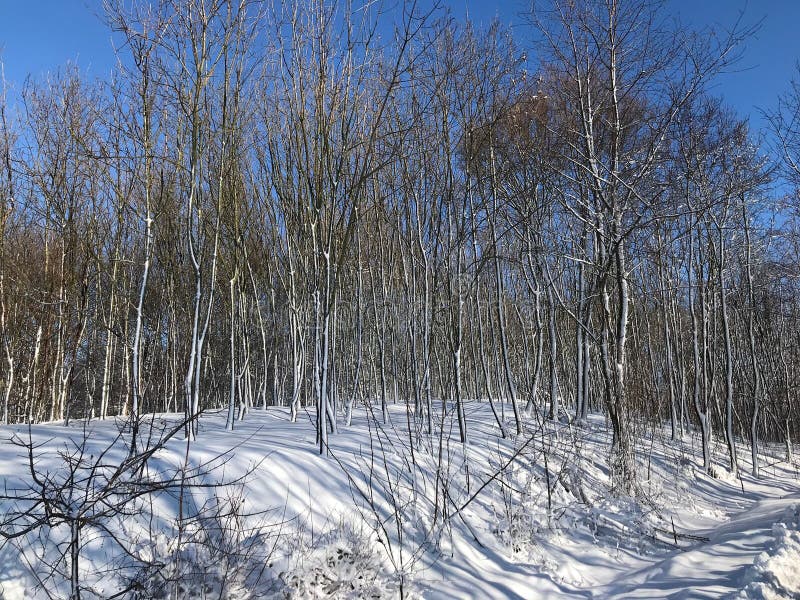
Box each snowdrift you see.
[0,403,798,599]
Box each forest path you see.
[595,493,800,599]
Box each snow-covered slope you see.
[0,403,798,599]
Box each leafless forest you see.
[1,0,800,498]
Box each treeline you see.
[0,0,798,492]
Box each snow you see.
[599,498,800,599]
[736,504,800,600]
[0,403,798,599]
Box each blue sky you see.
[0,0,798,131]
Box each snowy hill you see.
[1,404,798,599]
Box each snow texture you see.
[735,504,800,600]
[0,403,798,599]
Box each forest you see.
[1,0,800,597]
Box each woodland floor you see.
[0,402,798,599]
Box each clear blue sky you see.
[1,0,799,131]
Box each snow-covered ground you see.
[0,402,798,599]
